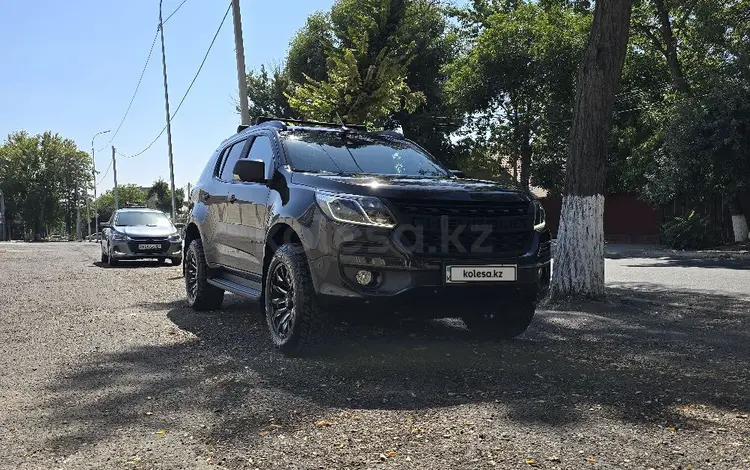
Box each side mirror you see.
[100,223,111,229]
[449,169,465,178]
[174,223,185,229]
[233,159,266,183]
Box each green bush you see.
[661,211,717,250]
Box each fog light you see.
[356,269,374,286]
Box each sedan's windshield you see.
[115,211,172,227]
[281,130,449,177]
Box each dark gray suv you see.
[182,117,551,355]
[100,207,183,266]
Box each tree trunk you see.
[653,0,690,94]
[519,123,532,189]
[727,194,749,242]
[550,0,633,299]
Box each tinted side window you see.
[245,136,275,179]
[219,140,247,181]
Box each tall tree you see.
[0,131,91,240]
[243,64,296,123]
[286,0,426,126]
[446,1,590,190]
[94,184,146,224]
[146,178,185,216]
[550,0,633,298]
[651,82,750,241]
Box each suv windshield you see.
[281,130,449,177]
[115,211,172,227]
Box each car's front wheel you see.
[462,301,535,339]
[101,250,108,264]
[185,239,224,310]
[107,245,119,266]
[264,244,324,356]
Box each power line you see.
[96,0,191,153]
[163,0,189,24]
[98,30,160,152]
[96,159,113,185]
[118,2,232,159]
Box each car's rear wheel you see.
[185,239,224,310]
[264,244,324,356]
[462,301,535,339]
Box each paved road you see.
[607,257,750,299]
[1,243,748,469]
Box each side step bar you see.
[207,277,261,301]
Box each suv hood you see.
[291,173,531,202]
[114,225,175,238]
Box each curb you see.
[551,241,750,261]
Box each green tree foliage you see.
[245,0,459,162]
[146,178,185,216]
[287,0,426,127]
[286,12,333,84]
[645,82,750,211]
[243,64,296,123]
[446,1,590,191]
[0,131,91,240]
[94,184,146,224]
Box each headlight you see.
[533,200,546,231]
[168,232,182,242]
[315,191,397,228]
[112,231,129,241]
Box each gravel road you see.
[1,242,749,469]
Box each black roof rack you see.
[255,116,369,132]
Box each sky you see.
[0,0,334,197]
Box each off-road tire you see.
[185,239,224,310]
[462,301,535,339]
[264,243,326,356]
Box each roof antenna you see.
[335,112,350,133]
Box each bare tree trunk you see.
[727,194,749,242]
[550,0,633,299]
[519,123,532,189]
[653,0,690,94]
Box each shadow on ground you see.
[622,258,750,270]
[92,260,177,269]
[44,284,750,454]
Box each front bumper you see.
[111,240,183,259]
[304,218,551,315]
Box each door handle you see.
[228,194,237,204]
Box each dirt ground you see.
[1,242,748,469]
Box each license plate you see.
[138,244,161,250]
[445,265,517,283]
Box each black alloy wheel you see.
[269,262,295,340]
[184,239,224,310]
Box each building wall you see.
[541,192,662,244]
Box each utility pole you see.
[232,0,250,126]
[91,129,110,232]
[0,187,5,242]
[76,197,81,241]
[112,146,119,210]
[86,196,91,238]
[158,0,178,223]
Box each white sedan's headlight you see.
[533,200,546,231]
[112,231,129,241]
[315,191,397,228]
